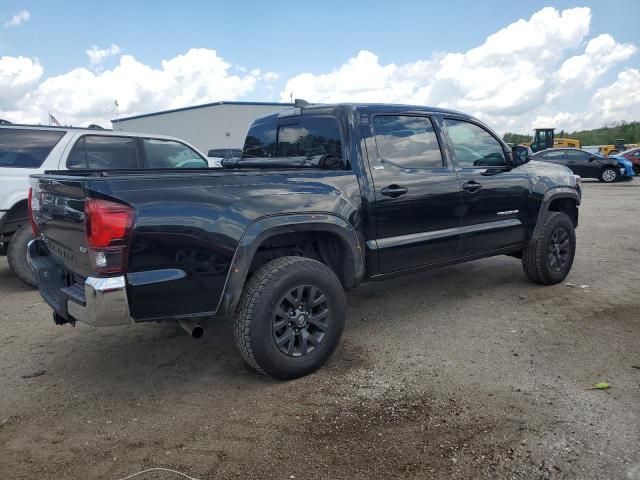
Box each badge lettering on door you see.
[497,210,519,215]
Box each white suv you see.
[0,125,212,286]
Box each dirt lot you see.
[1,180,639,480]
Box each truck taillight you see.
[28,188,40,236]
[84,198,133,274]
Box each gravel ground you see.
[1,180,639,480]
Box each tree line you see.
[503,121,640,146]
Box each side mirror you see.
[511,145,530,166]
[589,156,596,161]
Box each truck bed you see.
[31,166,362,321]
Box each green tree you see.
[504,122,640,147]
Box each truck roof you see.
[252,102,468,124]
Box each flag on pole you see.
[49,113,61,126]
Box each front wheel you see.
[522,212,576,285]
[7,224,35,287]
[599,167,619,183]
[233,256,346,379]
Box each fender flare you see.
[530,187,580,244]
[0,198,29,235]
[217,213,365,315]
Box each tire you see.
[599,167,619,183]
[7,224,36,287]
[522,212,576,285]
[233,256,346,379]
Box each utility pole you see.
[114,100,119,130]
[289,92,293,104]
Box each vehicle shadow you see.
[31,255,526,400]
[0,262,36,294]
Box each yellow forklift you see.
[528,128,581,153]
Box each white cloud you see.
[532,68,640,131]
[0,56,43,110]
[0,6,637,132]
[263,71,280,82]
[558,34,636,87]
[589,67,640,124]
[4,10,30,28]
[86,44,122,68]
[280,6,637,133]
[2,48,260,126]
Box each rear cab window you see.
[242,114,345,168]
[242,119,276,158]
[276,117,343,160]
[0,128,65,168]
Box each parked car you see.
[530,147,625,182]
[0,125,210,286]
[617,147,640,175]
[28,103,581,379]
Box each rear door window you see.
[566,150,590,161]
[0,128,65,168]
[68,135,139,169]
[142,138,208,168]
[372,115,443,168]
[276,117,343,161]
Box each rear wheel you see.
[599,167,619,183]
[7,224,35,287]
[522,212,575,285]
[233,256,346,379]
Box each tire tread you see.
[233,256,343,377]
[7,224,35,287]
[522,212,574,285]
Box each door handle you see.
[381,185,408,198]
[462,180,482,192]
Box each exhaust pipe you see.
[179,320,205,339]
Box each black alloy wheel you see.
[522,212,576,285]
[547,227,571,273]
[233,256,346,379]
[272,285,330,357]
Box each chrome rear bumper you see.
[27,239,132,327]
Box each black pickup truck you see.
[28,103,581,379]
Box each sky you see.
[0,0,638,133]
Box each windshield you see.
[0,128,65,168]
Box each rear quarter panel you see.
[103,170,364,320]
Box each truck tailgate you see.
[31,176,93,278]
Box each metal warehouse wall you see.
[111,103,288,153]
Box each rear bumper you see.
[27,239,132,327]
